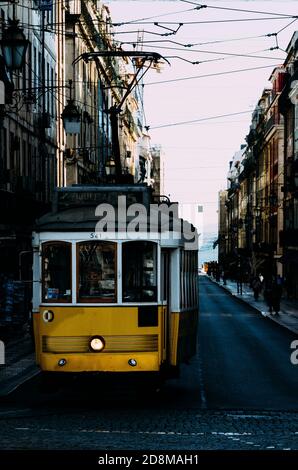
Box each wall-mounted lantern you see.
[1,20,28,71]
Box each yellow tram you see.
[32,185,198,378]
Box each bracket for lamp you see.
[73,50,169,181]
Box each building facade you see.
[219,32,298,298]
[279,32,298,299]
[0,0,157,324]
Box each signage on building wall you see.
[38,0,53,11]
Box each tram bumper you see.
[39,352,160,373]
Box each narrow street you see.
[0,276,297,451]
[2,0,298,462]
[198,275,298,410]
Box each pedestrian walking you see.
[251,275,262,301]
[271,281,283,314]
[264,278,274,313]
[237,272,243,295]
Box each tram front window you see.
[42,242,71,302]
[78,242,116,302]
[122,241,157,302]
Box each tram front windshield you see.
[122,241,157,302]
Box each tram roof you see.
[34,185,198,246]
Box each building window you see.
[2,127,7,170]
[294,105,298,153]
[51,67,54,116]
[1,10,5,34]
[33,46,37,90]
[46,62,50,112]
[9,132,14,170]
[122,241,157,302]
[77,242,116,302]
[42,242,72,302]
[22,139,26,176]
[28,143,32,177]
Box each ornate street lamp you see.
[61,100,81,134]
[61,80,81,134]
[105,157,116,178]
[1,20,28,71]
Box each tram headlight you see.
[89,336,105,352]
[128,359,137,367]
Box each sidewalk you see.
[0,330,39,397]
[207,275,298,335]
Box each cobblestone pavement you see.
[0,401,297,450]
[0,277,297,451]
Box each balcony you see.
[65,0,81,20]
[239,156,256,180]
[246,129,257,146]
[264,114,283,135]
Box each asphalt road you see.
[0,275,297,450]
[198,275,298,410]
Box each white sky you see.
[107,1,298,232]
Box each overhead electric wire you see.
[112,29,179,36]
[145,64,281,86]
[149,110,253,130]
[143,64,280,86]
[120,33,272,48]
[113,16,296,26]
[113,1,298,25]
[276,17,298,34]
[129,43,281,55]
[179,1,298,18]
[163,51,282,64]
[123,43,284,62]
[113,7,198,25]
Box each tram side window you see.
[77,242,116,302]
[180,250,198,310]
[42,242,71,302]
[122,242,157,302]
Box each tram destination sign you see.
[54,186,149,212]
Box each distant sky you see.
[107,1,297,232]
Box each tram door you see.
[161,250,170,362]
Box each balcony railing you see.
[264,114,283,135]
